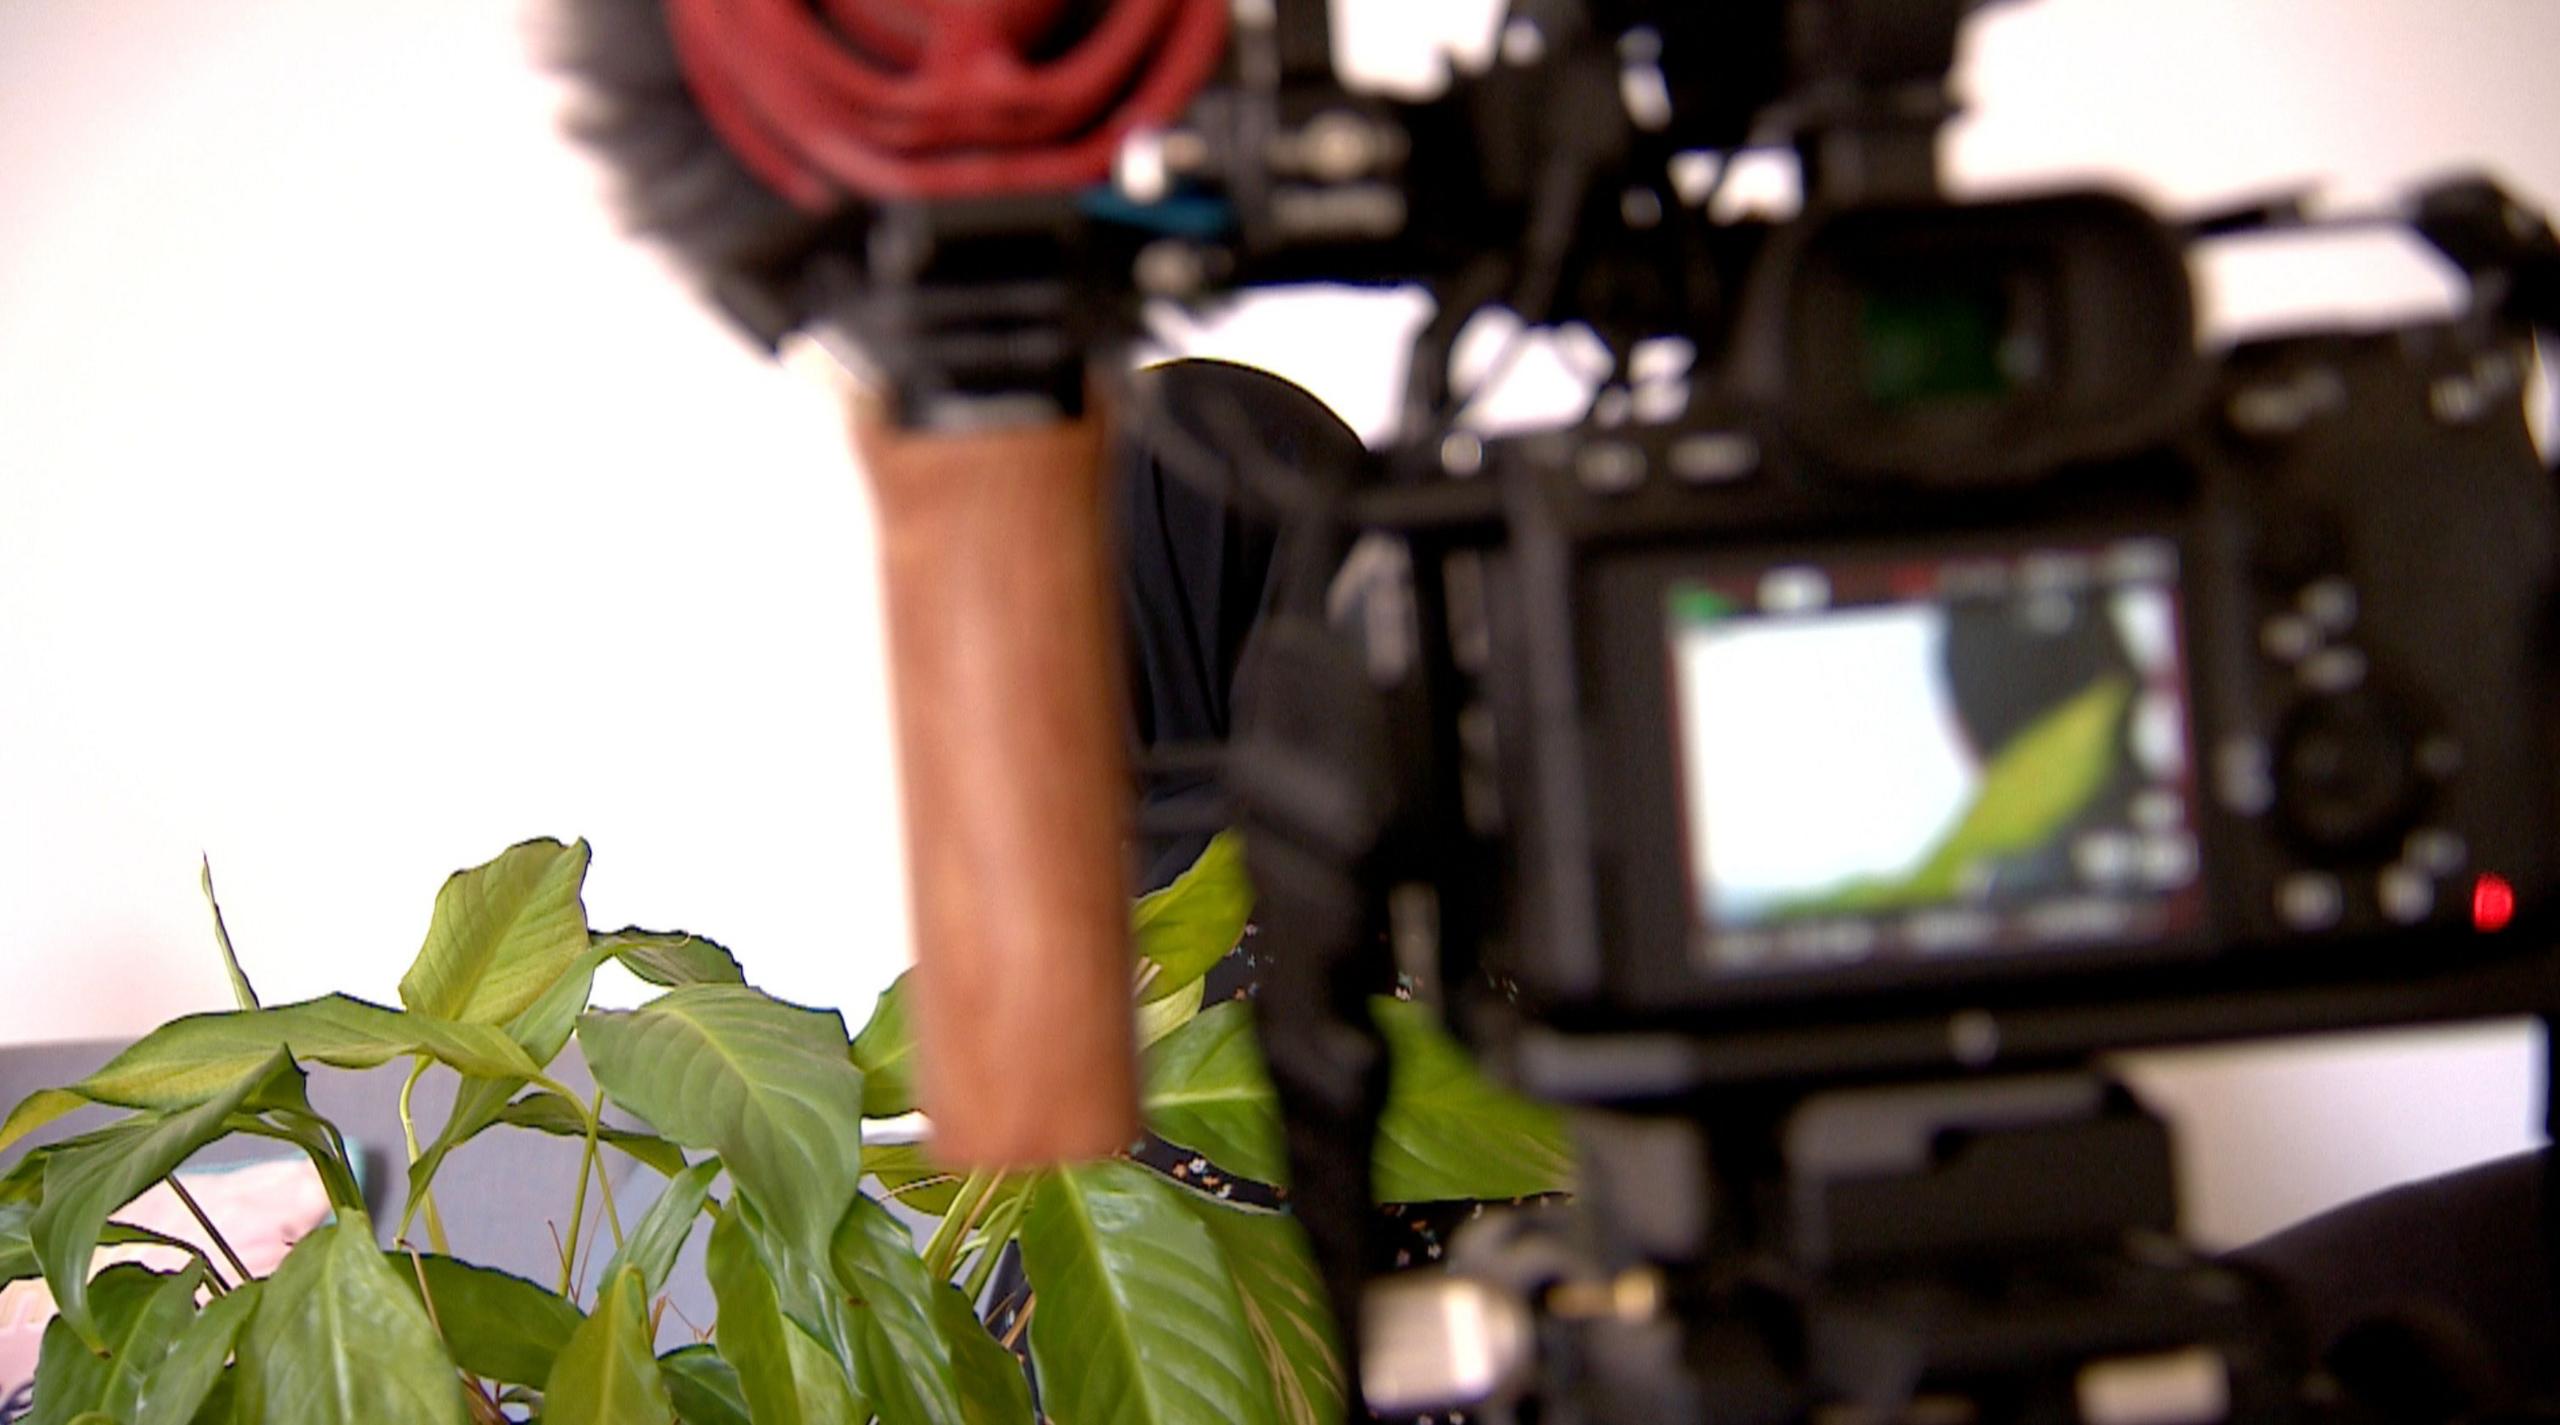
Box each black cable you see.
[1402,137,1599,461]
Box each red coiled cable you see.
[666,0,1229,201]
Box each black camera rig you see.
[664,0,2560,1419]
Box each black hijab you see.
[1115,358,1364,891]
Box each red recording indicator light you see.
[2472,873,2517,933]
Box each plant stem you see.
[956,1184,1029,1305]
[558,1114,599,1298]
[165,1176,251,1290]
[404,1245,449,1340]
[398,1056,454,1257]
[587,1090,625,1250]
[921,1168,1000,1280]
[408,1242,508,1424]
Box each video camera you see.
[1138,6,2560,1422]
[647,0,2560,1418]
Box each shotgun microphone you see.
[547,0,1232,1168]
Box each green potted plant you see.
[0,836,1572,1424]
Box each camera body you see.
[1441,191,2560,1096]
[1279,185,2560,1423]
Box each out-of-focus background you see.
[2,0,2555,1247]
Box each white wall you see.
[3,0,2556,1246]
[0,0,907,1027]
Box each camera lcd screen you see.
[1667,539,2204,976]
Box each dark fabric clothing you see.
[2231,1149,2560,1413]
[1116,357,1363,895]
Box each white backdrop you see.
[3,0,2557,1246]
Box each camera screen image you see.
[1668,539,2204,976]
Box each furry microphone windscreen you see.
[541,0,1227,211]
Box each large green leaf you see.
[1372,998,1575,1202]
[70,995,538,1112]
[25,1263,202,1425]
[34,1053,303,1350]
[706,1203,866,1425]
[403,1077,527,1234]
[661,1345,755,1425]
[1185,1201,1344,1425]
[1136,979,1206,1050]
[135,1278,262,1425]
[542,1265,674,1425]
[0,1147,51,1207]
[862,1142,961,1217]
[848,974,916,1119]
[1018,1160,1279,1425]
[189,1373,237,1424]
[596,928,747,988]
[784,1321,869,1425]
[1,1088,90,1157]
[243,1093,365,1214]
[1134,832,1252,1003]
[0,1200,31,1282]
[706,1204,802,1425]
[199,856,261,1012]
[392,1253,583,1388]
[601,1156,722,1299]
[502,939,618,1066]
[234,1210,470,1425]
[1143,1000,1285,1185]
[403,941,622,1219]
[490,1090,690,1177]
[1143,998,1575,1202]
[2,1203,211,1294]
[830,1195,1024,1425]
[579,987,866,1274]
[398,837,593,1027]
[735,1198,863,1394]
[931,1280,1035,1425]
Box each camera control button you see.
[2378,866,2435,924]
[2227,369,2346,438]
[1669,431,1757,484]
[2277,872,2345,931]
[2215,737,2275,816]
[2259,615,2318,663]
[1575,442,1645,494]
[2405,828,2468,876]
[2274,691,2424,853]
[2300,578,2359,634]
[2417,735,2464,780]
[2299,646,2368,694]
[1439,431,1485,477]
[2141,832,2201,888]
